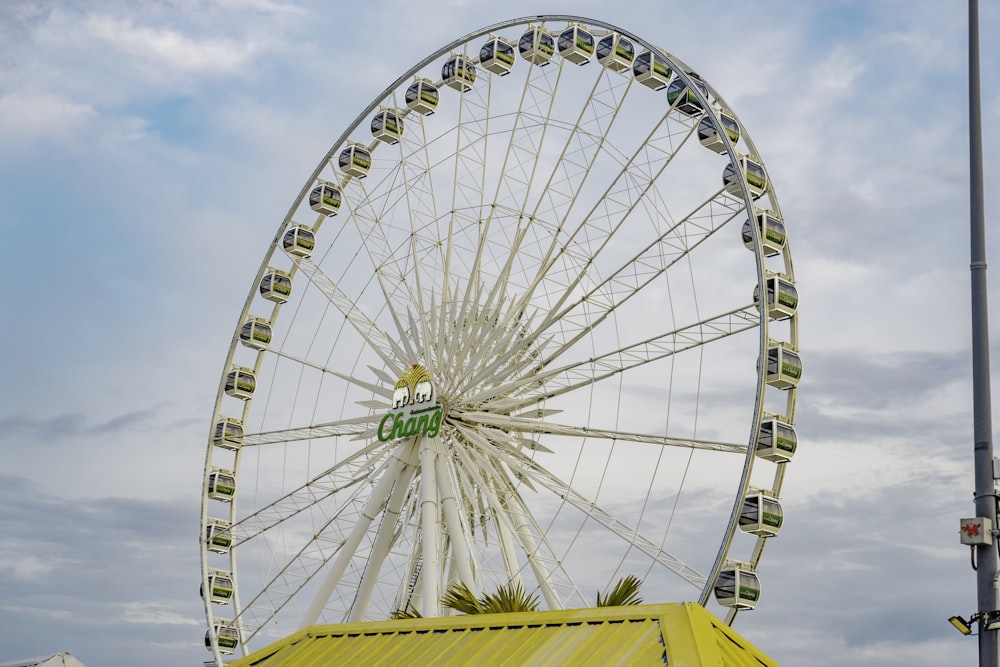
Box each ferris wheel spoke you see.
[465,304,759,409]
[497,443,707,589]
[229,440,393,544]
[449,425,581,600]
[457,412,746,454]
[240,413,381,447]
[339,176,424,363]
[519,100,700,321]
[264,347,393,400]
[398,116,447,359]
[290,255,405,375]
[536,189,745,362]
[449,68,635,388]
[228,441,412,642]
[455,56,561,315]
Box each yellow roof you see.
[229,603,779,667]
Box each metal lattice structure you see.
[200,16,799,665]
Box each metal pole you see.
[969,1,998,663]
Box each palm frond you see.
[441,581,485,615]
[480,582,540,614]
[596,575,643,607]
[390,603,423,619]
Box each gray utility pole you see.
[969,0,998,664]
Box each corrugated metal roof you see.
[228,603,779,667]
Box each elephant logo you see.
[392,364,434,408]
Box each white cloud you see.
[0,92,96,142]
[84,14,256,74]
[120,602,201,626]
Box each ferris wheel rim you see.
[199,15,798,663]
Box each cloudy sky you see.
[2,1,999,665]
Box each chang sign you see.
[377,364,443,442]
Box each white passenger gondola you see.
[742,209,786,257]
[666,76,708,116]
[282,224,315,258]
[753,275,798,320]
[480,36,516,75]
[259,267,292,303]
[557,25,595,65]
[765,342,802,390]
[714,566,761,609]
[239,315,272,350]
[518,26,556,66]
[212,416,244,450]
[371,109,403,144]
[633,50,672,90]
[739,493,784,537]
[339,143,371,178]
[308,183,342,216]
[596,33,635,72]
[207,468,236,502]
[405,78,439,115]
[723,154,767,199]
[204,569,235,604]
[205,622,239,654]
[698,110,740,153]
[225,365,256,400]
[756,417,797,462]
[442,54,476,91]
[204,517,232,554]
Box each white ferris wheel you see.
[200,15,800,663]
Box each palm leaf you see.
[596,575,643,607]
[480,582,540,614]
[390,603,423,619]
[441,581,485,615]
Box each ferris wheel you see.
[200,15,800,663]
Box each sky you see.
[1,0,999,665]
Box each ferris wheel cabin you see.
[742,209,786,257]
[519,26,556,65]
[239,316,272,350]
[260,267,292,303]
[207,469,236,502]
[339,143,372,178]
[714,567,761,609]
[309,183,342,216]
[754,275,799,321]
[405,78,439,115]
[211,416,244,450]
[225,366,256,400]
[765,343,802,390]
[204,517,233,554]
[698,110,740,153]
[666,76,708,117]
[633,50,672,90]
[557,25,595,65]
[443,55,477,91]
[596,33,635,72]
[282,225,316,259]
[756,417,797,463]
[371,109,404,144]
[204,569,235,604]
[206,622,240,654]
[723,154,767,199]
[739,493,784,537]
[480,36,516,75]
